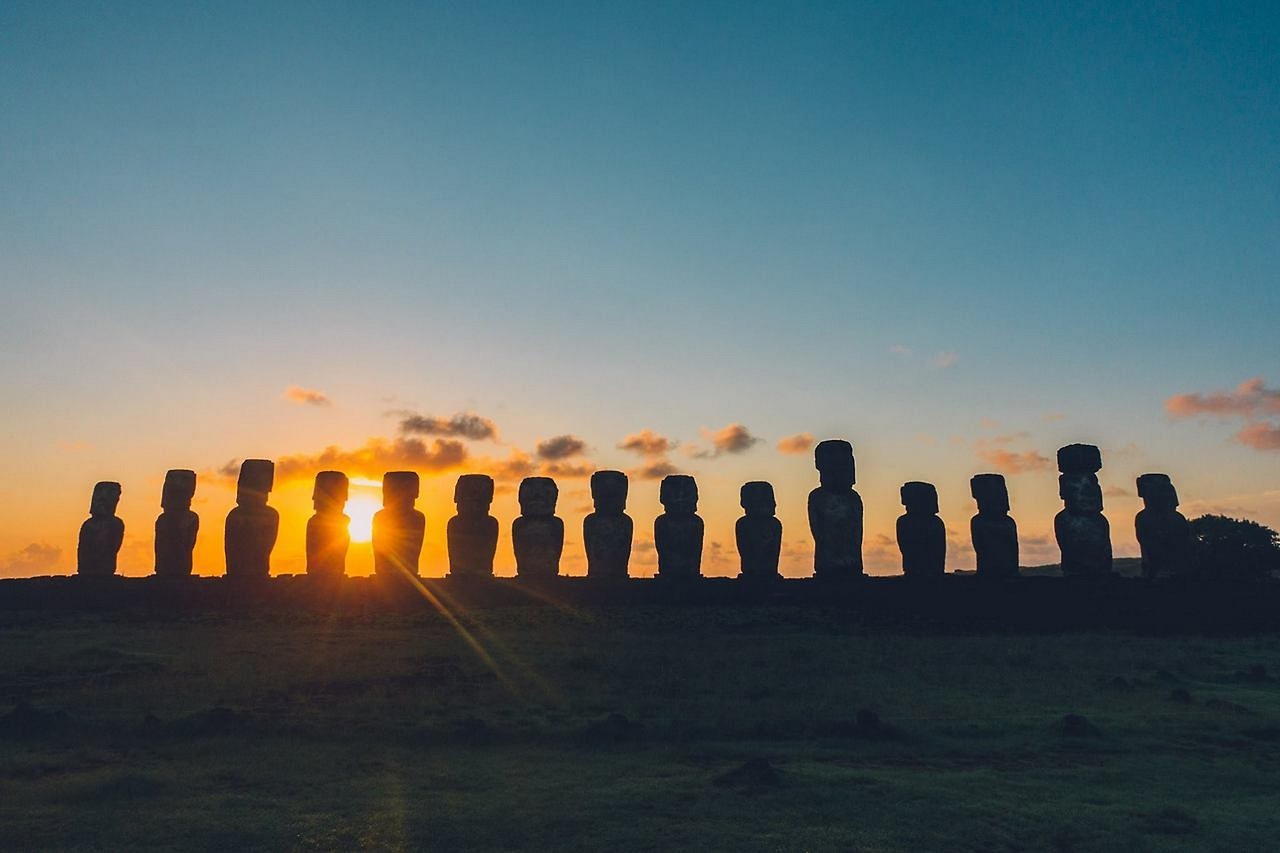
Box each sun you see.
[345,495,381,543]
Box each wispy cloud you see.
[283,385,331,406]
[0,542,62,576]
[931,351,959,370]
[1166,378,1280,453]
[776,432,814,455]
[973,433,1052,474]
[686,423,762,458]
[398,411,498,441]
[889,344,912,357]
[617,429,675,457]
[536,434,587,460]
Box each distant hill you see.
[1018,557,1143,578]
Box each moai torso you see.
[447,474,498,577]
[306,471,350,578]
[736,481,782,580]
[1055,445,1112,577]
[78,481,124,576]
[970,473,1019,577]
[513,477,563,580]
[372,471,426,578]
[155,469,199,577]
[225,459,278,580]
[808,440,864,578]
[584,470,633,580]
[897,481,946,577]
[655,475,703,580]
[1135,473,1192,578]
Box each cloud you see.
[1104,485,1132,498]
[535,434,587,460]
[687,423,762,458]
[1236,422,1280,451]
[632,459,679,480]
[889,344,912,357]
[1166,378,1280,419]
[1,542,62,576]
[931,351,959,369]
[618,429,674,457]
[218,437,470,482]
[398,411,498,441]
[541,460,595,479]
[776,432,815,455]
[1042,412,1066,423]
[975,448,1053,475]
[282,385,331,406]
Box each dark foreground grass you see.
[1,605,1279,851]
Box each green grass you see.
[1,606,1279,850]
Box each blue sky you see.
[1,1,1277,576]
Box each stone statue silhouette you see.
[154,469,198,577]
[970,473,1018,577]
[897,481,946,577]
[306,470,350,578]
[447,474,498,577]
[736,481,782,580]
[1054,444,1112,576]
[513,476,563,580]
[584,470,632,580]
[655,474,703,580]
[224,459,278,580]
[1135,473,1192,578]
[808,439,864,578]
[372,471,425,579]
[77,481,124,576]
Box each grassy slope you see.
[0,607,1278,851]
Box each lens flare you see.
[345,495,381,543]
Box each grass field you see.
[1,604,1279,851]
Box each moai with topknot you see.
[969,473,1019,577]
[155,469,199,577]
[584,470,632,580]
[306,471,350,578]
[372,471,426,578]
[655,474,704,580]
[224,459,279,580]
[77,481,124,576]
[736,481,782,580]
[897,481,946,577]
[513,477,563,580]
[808,439,864,578]
[1135,473,1192,578]
[447,474,498,577]
[1055,444,1112,576]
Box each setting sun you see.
[345,495,381,543]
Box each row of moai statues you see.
[76,440,1196,580]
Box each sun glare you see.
[346,495,381,543]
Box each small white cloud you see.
[931,351,959,370]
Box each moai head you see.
[1059,473,1103,514]
[383,471,419,509]
[90,481,122,516]
[659,475,698,514]
[161,469,196,511]
[518,477,558,517]
[901,481,939,515]
[454,474,494,515]
[740,481,776,517]
[236,459,274,505]
[590,470,629,514]
[312,471,349,513]
[815,440,855,490]
[970,473,1009,514]
[1137,473,1179,511]
[1057,444,1103,475]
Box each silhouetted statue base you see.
[970,473,1019,578]
[306,471,350,579]
[736,481,782,580]
[1136,473,1193,578]
[655,475,703,581]
[225,459,278,581]
[809,440,864,579]
[448,474,498,577]
[78,481,124,577]
[513,477,563,581]
[897,481,945,577]
[373,471,426,580]
[585,470,633,580]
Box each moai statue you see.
[372,471,426,579]
[655,474,704,580]
[808,439,864,578]
[1054,444,1112,576]
[897,481,946,577]
[969,473,1019,577]
[513,476,563,580]
[584,470,632,580]
[224,459,278,580]
[77,481,124,576]
[447,474,498,577]
[306,470,350,578]
[155,469,199,577]
[736,481,782,580]
[1135,473,1192,578]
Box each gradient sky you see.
[2,1,1278,577]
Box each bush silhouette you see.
[1189,514,1280,580]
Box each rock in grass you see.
[1060,713,1101,737]
[714,757,782,789]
